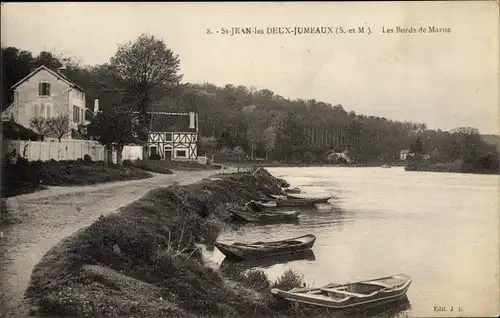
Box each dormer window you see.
[38,82,50,96]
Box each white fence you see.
[5,139,106,162]
[122,145,144,161]
[5,139,146,163]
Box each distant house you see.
[400,150,413,160]
[328,149,351,163]
[147,112,199,161]
[400,150,430,160]
[1,65,88,140]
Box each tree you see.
[233,146,244,172]
[410,136,424,154]
[47,115,71,142]
[262,126,277,160]
[87,110,137,164]
[109,34,183,119]
[29,117,51,140]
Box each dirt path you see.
[0,169,221,317]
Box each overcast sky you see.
[2,2,499,134]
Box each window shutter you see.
[38,83,43,96]
[46,83,51,96]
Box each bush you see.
[83,154,92,162]
[273,269,305,291]
[124,160,174,174]
[149,154,161,160]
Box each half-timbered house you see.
[147,111,199,161]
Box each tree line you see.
[2,35,498,169]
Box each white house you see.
[1,65,87,139]
[146,111,199,161]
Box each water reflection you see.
[220,249,316,272]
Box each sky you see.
[2,2,499,134]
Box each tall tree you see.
[109,34,182,118]
[87,110,137,164]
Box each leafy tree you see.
[108,34,183,136]
[410,136,424,154]
[87,111,137,164]
[47,115,71,142]
[262,126,277,160]
[29,117,51,140]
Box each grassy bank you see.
[405,158,499,174]
[1,158,152,198]
[26,169,313,317]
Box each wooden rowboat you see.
[229,209,300,223]
[286,193,332,200]
[271,274,412,311]
[284,187,301,194]
[246,200,278,211]
[275,196,331,207]
[214,234,316,260]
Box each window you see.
[38,82,50,96]
[176,150,187,158]
[73,105,80,123]
[150,146,158,155]
[166,133,173,141]
[81,109,84,123]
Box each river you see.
[210,167,499,317]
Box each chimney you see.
[57,65,68,77]
[94,99,99,114]
[189,112,195,129]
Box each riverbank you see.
[1,159,153,198]
[404,159,499,174]
[0,169,223,317]
[1,159,225,199]
[24,168,314,317]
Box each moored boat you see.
[214,234,316,260]
[246,200,278,211]
[271,274,412,311]
[275,196,331,207]
[229,209,300,223]
[284,187,301,194]
[286,193,332,200]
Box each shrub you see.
[149,154,161,160]
[273,269,305,291]
[124,160,174,174]
[83,154,92,162]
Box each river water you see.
[210,167,499,317]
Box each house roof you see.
[11,65,86,92]
[149,112,197,133]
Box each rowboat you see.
[229,209,300,223]
[246,200,278,211]
[269,194,288,200]
[286,193,332,200]
[284,187,301,194]
[214,234,316,260]
[271,274,412,311]
[275,196,331,207]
